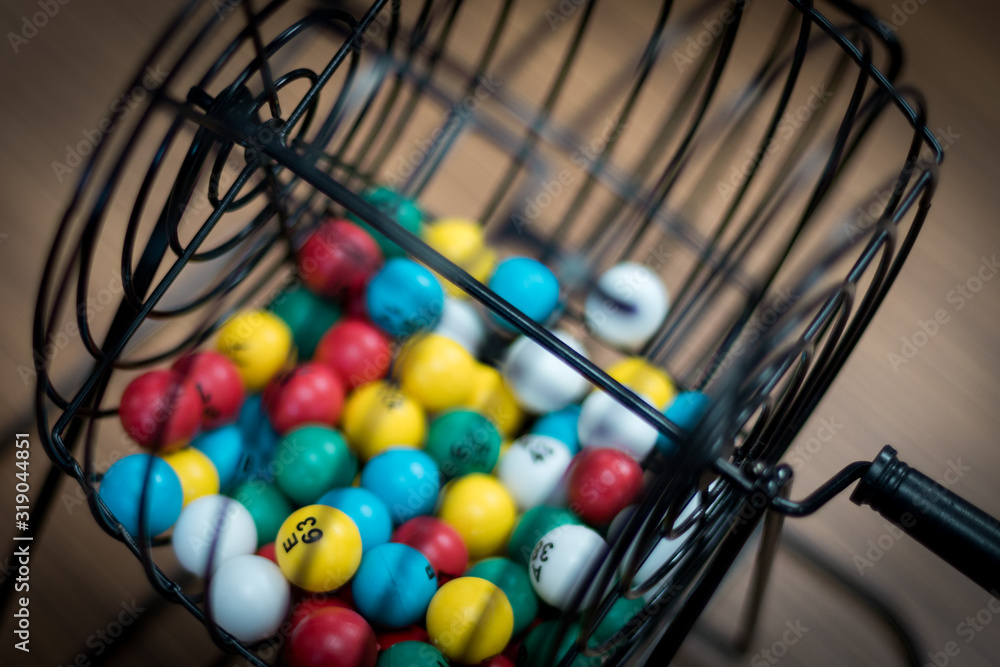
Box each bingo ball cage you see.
[22,0,1000,665]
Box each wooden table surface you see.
[1,0,999,666]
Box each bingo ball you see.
[286,607,377,667]
[257,541,277,564]
[237,394,281,482]
[426,577,513,663]
[502,330,590,414]
[375,627,430,651]
[274,425,357,506]
[426,410,501,479]
[487,257,560,331]
[207,554,290,643]
[172,494,257,577]
[496,435,573,511]
[435,297,486,357]
[289,598,353,637]
[528,524,609,610]
[318,487,392,554]
[217,310,294,392]
[608,502,697,594]
[392,516,469,583]
[98,453,183,537]
[161,447,220,506]
[591,595,645,644]
[658,391,711,453]
[567,448,643,527]
[172,351,245,429]
[437,473,516,560]
[466,558,538,636]
[519,621,591,667]
[366,258,444,337]
[530,406,581,454]
[191,425,245,490]
[584,262,669,351]
[263,363,345,435]
[607,357,676,409]
[376,641,448,667]
[351,185,424,258]
[361,449,440,524]
[463,363,524,437]
[232,481,295,548]
[315,320,392,389]
[351,543,438,628]
[268,284,342,359]
[395,333,475,412]
[341,381,426,461]
[296,218,383,299]
[276,505,363,592]
[119,370,202,452]
[507,505,583,567]
[422,218,496,298]
[577,390,659,461]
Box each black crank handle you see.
[850,445,1000,593]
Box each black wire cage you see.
[18,0,1000,665]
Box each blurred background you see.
[0,0,998,665]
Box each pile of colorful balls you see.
[98,186,710,666]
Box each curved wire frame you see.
[30,0,941,664]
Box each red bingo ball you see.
[376,625,430,650]
[120,370,202,452]
[289,598,352,636]
[256,542,278,564]
[391,516,468,584]
[481,654,515,667]
[315,320,392,390]
[297,219,383,299]
[569,448,644,526]
[287,607,378,667]
[263,362,345,435]
[172,351,245,429]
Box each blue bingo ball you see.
[318,487,393,554]
[192,425,245,491]
[488,257,560,331]
[352,542,438,628]
[530,405,582,454]
[236,394,280,483]
[657,391,711,453]
[366,259,444,338]
[99,453,183,537]
[361,449,441,524]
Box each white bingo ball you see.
[502,330,590,414]
[496,434,574,511]
[608,498,699,596]
[529,523,609,610]
[585,262,669,351]
[207,554,291,642]
[578,390,660,461]
[435,297,486,357]
[172,494,257,577]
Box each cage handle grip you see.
[850,445,1000,593]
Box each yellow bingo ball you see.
[341,381,426,461]
[438,473,516,559]
[275,505,362,592]
[161,448,219,506]
[396,334,475,412]
[608,357,677,409]
[426,576,514,664]
[216,310,294,392]
[423,218,496,297]
[463,363,524,437]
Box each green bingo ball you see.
[350,186,424,258]
[375,640,449,667]
[591,594,645,645]
[425,409,501,480]
[268,285,341,359]
[466,557,538,636]
[274,426,357,505]
[508,506,583,567]
[231,481,294,548]
[520,621,599,667]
